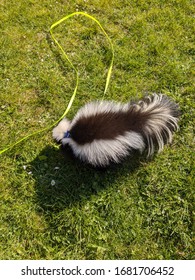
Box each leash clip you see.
[64,131,71,138]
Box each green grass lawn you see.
[0,0,194,259]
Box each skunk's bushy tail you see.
[136,94,180,156]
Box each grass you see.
[0,0,194,259]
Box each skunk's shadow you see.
[30,145,143,213]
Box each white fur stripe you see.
[68,131,145,166]
[71,100,129,127]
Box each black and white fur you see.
[53,94,180,167]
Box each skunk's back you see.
[66,94,180,166]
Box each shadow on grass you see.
[30,145,143,213]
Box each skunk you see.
[53,94,180,167]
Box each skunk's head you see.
[52,118,71,144]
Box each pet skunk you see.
[53,94,180,167]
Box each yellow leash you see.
[0,12,114,155]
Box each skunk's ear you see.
[52,118,71,142]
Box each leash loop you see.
[0,12,114,155]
